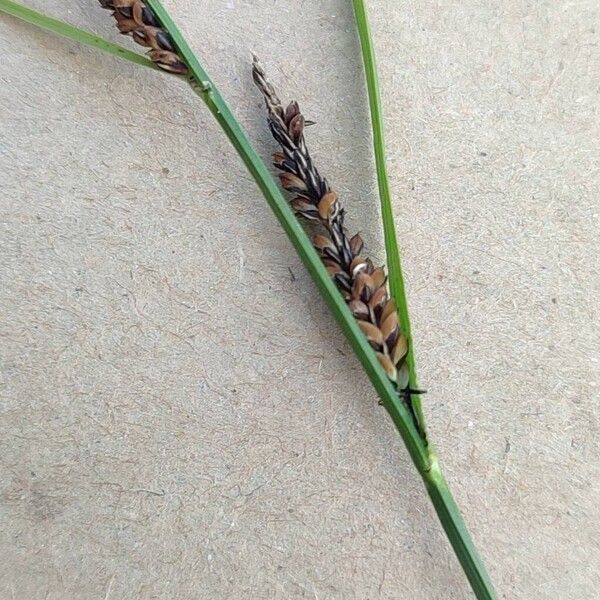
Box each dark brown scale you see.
[322,246,341,262]
[368,340,383,352]
[386,329,400,351]
[281,160,299,175]
[334,273,352,291]
[142,7,159,26]
[155,30,174,52]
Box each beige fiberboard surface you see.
[0,0,599,598]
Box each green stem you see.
[425,456,498,599]
[0,0,158,70]
[352,1,498,598]
[351,0,426,437]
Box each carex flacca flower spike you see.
[98,0,187,74]
[252,57,425,430]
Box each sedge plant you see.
[0,1,498,597]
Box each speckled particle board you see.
[1,1,598,598]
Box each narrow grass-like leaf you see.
[351,0,427,437]
[352,2,498,598]
[0,0,158,70]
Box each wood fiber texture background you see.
[0,1,598,598]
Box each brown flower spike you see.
[253,57,419,407]
[98,0,188,74]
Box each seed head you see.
[252,56,412,394]
[97,1,188,74]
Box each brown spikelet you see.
[377,353,398,380]
[97,1,188,74]
[252,56,419,410]
[291,198,320,221]
[349,299,369,320]
[393,337,409,367]
[381,298,397,323]
[280,172,308,193]
[318,192,338,220]
[349,233,364,255]
[371,267,387,289]
[369,287,388,313]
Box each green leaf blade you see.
[350,0,427,436]
[352,2,498,598]
[0,0,158,70]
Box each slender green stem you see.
[352,2,498,598]
[351,0,426,436]
[0,0,158,70]
[425,456,498,599]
